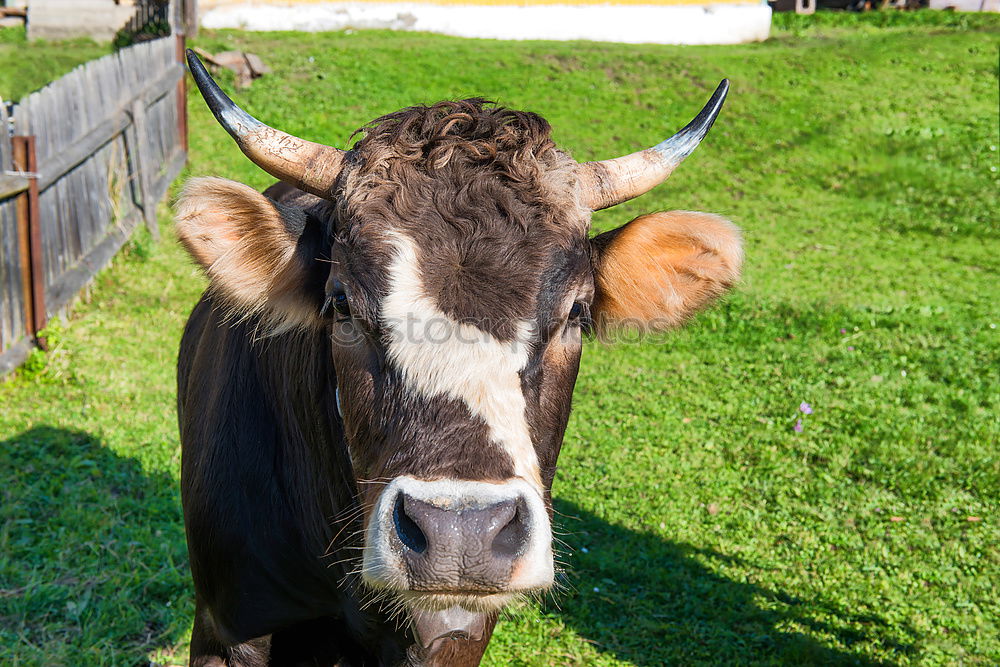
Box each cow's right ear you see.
[589,210,743,339]
[175,177,327,333]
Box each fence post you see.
[13,170,34,345]
[12,135,47,349]
[184,0,198,39]
[175,0,190,154]
[176,34,189,154]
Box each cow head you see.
[177,52,742,648]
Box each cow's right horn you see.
[186,50,346,199]
[577,79,729,211]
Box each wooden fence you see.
[0,9,190,375]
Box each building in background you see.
[13,0,137,41]
[198,0,773,44]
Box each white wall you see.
[26,0,136,41]
[201,2,773,45]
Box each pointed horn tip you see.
[698,79,729,111]
[709,79,730,108]
[578,77,732,211]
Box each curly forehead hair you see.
[350,98,564,177]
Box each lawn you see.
[0,28,111,102]
[1,14,998,666]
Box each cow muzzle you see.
[362,477,553,643]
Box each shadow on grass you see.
[550,498,913,666]
[0,427,914,665]
[0,426,190,665]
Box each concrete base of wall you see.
[27,0,136,42]
[201,2,772,44]
[929,0,999,9]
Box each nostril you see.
[491,499,528,559]
[393,493,427,554]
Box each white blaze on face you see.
[381,231,542,490]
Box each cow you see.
[175,50,743,667]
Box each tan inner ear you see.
[175,176,318,333]
[592,211,743,336]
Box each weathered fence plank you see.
[36,113,130,193]
[0,175,29,200]
[128,98,158,238]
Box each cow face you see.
[324,103,592,615]
[176,52,742,646]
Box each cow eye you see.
[323,285,351,319]
[332,291,351,317]
[567,300,592,335]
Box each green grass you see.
[0,27,110,102]
[2,13,998,666]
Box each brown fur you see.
[331,99,590,341]
[349,98,578,199]
[590,211,743,338]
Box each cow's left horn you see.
[577,79,729,211]
[186,50,345,198]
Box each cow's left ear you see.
[175,177,328,333]
[589,211,743,338]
